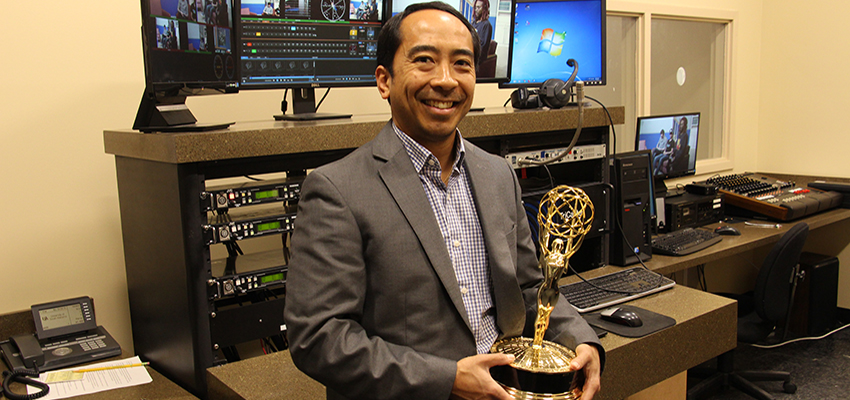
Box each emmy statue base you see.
[489,337,584,399]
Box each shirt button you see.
[461,287,469,294]
[453,240,461,247]
[428,159,436,166]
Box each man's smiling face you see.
[375,9,476,146]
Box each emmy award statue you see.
[490,185,595,399]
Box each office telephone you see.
[1,296,121,372]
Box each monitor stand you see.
[133,91,233,133]
[275,88,352,121]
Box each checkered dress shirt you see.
[393,123,499,354]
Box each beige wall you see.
[0,0,845,356]
[758,2,850,177]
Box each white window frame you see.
[608,1,737,177]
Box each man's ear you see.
[375,65,391,101]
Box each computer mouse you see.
[600,307,643,327]
[714,226,741,236]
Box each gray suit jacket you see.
[284,122,603,400]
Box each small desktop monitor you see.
[391,0,515,83]
[238,0,387,120]
[135,0,241,132]
[635,112,701,196]
[502,0,606,89]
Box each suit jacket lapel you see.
[464,143,527,339]
[372,123,472,331]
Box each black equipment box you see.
[787,252,839,337]
[663,192,724,232]
[808,181,850,209]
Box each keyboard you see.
[651,227,723,256]
[559,267,676,313]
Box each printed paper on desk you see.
[28,356,152,399]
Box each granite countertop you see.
[104,106,624,164]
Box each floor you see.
[691,322,850,400]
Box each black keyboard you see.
[651,227,723,256]
[559,267,676,313]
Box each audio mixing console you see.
[701,172,842,221]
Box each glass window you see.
[650,17,726,161]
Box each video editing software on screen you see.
[239,0,383,88]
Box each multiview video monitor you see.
[135,0,241,132]
[635,112,701,195]
[392,0,515,83]
[238,0,386,119]
[502,0,606,88]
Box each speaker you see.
[609,151,653,266]
[787,252,839,337]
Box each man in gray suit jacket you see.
[284,2,603,399]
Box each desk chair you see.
[687,222,809,400]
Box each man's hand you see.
[450,353,515,400]
[570,344,602,400]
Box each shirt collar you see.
[392,122,466,173]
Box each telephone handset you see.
[8,335,43,370]
[3,336,49,400]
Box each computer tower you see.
[787,252,839,337]
[609,151,652,266]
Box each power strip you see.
[505,144,607,169]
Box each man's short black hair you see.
[376,1,480,76]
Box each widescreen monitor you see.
[502,0,605,88]
[392,0,514,83]
[238,0,386,119]
[635,112,701,196]
[136,0,241,132]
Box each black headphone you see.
[540,59,579,109]
[510,86,541,109]
[510,59,579,110]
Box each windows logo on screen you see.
[537,28,565,57]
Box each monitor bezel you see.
[634,111,701,181]
[499,0,607,89]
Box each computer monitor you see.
[635,112,701,197]
[391,0,514,83]
[501,0,606,89]
[135,0,241,132]
[238,0,386,120]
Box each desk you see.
[207,349,324,399]
[0,310,198,400]
[645,208,850,276]
[203,285,735,400]
[203,208,850,400]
